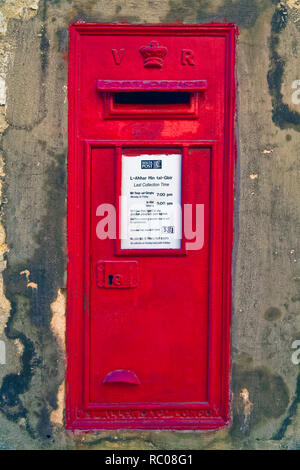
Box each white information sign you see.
[121,153,182,250]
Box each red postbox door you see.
[67,24,236,430]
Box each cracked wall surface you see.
[0,0,299,450]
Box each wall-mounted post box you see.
[67,24,237,430]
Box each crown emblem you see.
[139,41,168,69]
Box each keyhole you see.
[108,274,114,286]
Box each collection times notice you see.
[121,154,182,250]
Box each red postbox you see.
[67,24,237,430]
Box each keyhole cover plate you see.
[96,261,138,288]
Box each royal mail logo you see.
[139,41,168,69]
[141,160,162,169]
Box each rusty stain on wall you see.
[0,161,10,338]
[50,288,66,353]
[19,270,38,289]
[239,388,254,434]
[50,380,65,427]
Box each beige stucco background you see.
[0,0,299,449]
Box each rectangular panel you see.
[89,145,211,406]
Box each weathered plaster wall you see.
[0,0,299,450]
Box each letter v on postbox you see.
[67,24,237,430]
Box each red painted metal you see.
[103,369,141,385]
[67,24,237,431]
